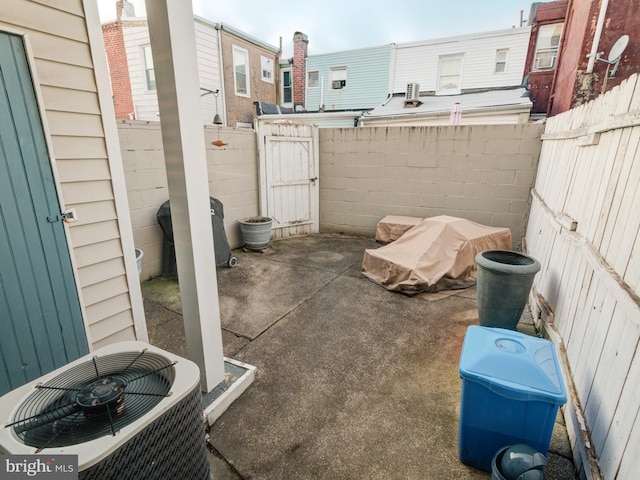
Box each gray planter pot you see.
[135,248,144,278]
[239,216,273,250]
[475,250,541,330]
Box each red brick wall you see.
[102,21,134,119]
[551,0,640,115]
[292,32,308,109]
[219,28,278,127]
[548,0,593,115]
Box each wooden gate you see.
[256,120,319,239]
[0,32,88,396]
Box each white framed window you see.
[494,49,509,73]
[533,23,563,70]
[261,56,274,83]
[233,45,250,97]
[437,54,463,95]
[330,67,346,90]
[281,68,292,105]
[142,45,156,91]
[308,71,319,88]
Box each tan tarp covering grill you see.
[362,215,511,294]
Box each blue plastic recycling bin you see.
[458,326,567,472]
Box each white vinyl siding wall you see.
[195,19,224,125]
[391,27,531,94]
[123,24,158,120]
[305,45,391,111]
[1,0,139,348]
[123,18,222,124]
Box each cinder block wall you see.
[318,124,544,249]
[121,121,543,278]
[119,120,258,279]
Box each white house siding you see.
[391,27,531,94]
[1,0,139,348]
[121,17,222,124]
[306,45,391,111]
[195,18,224,125]
[123,22,158,121]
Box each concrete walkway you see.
[142,234,577,480]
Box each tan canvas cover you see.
[362,215,511,294]
[375,215,424,243]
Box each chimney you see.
[104,2,135,119]
[116,0,123,21]
[292,32,308,109]
[116,0,135,20]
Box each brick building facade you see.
[292,32,308,110]
[551,0,640,115]
[102,1,134,119]
[218,24,279,127]
[525,0,640,116]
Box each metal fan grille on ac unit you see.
[7,350,175,448]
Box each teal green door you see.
[0,32,88,396]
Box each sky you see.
[98,0,539,57]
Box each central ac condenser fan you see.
[0,341,210,480]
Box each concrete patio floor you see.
[142,234,577,480]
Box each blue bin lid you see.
[459,326,567,404]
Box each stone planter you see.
[238,216,273,250]
[475,250,541,330]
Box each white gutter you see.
[258,110,365,121]
[361,103,530,125]
[586,0,609,73]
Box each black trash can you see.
[157,197,237,277]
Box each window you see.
[533,23,563,70]
[142,45,156,91]
[308,71,319,88]
[282,68,292,104]
[494,49,508,73]
[437,54,463,94]
[330,67,347,89]
[261,56,274,83]
[233,46,250,96]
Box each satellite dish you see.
[608,35,629,62]
[596,35,630,77]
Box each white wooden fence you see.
[526,74,640,480]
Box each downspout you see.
[304,56,308,111]
[216,23,227,126]
[586,0,610,73]
[276,36,282,105]
[388,43,397,95]
[365,42,396,125]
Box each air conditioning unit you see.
[534,54,557,70]
[405,82,420,102]
[0,341,209,480]
[332,80,346,89]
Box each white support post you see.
[145,0,225,392]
